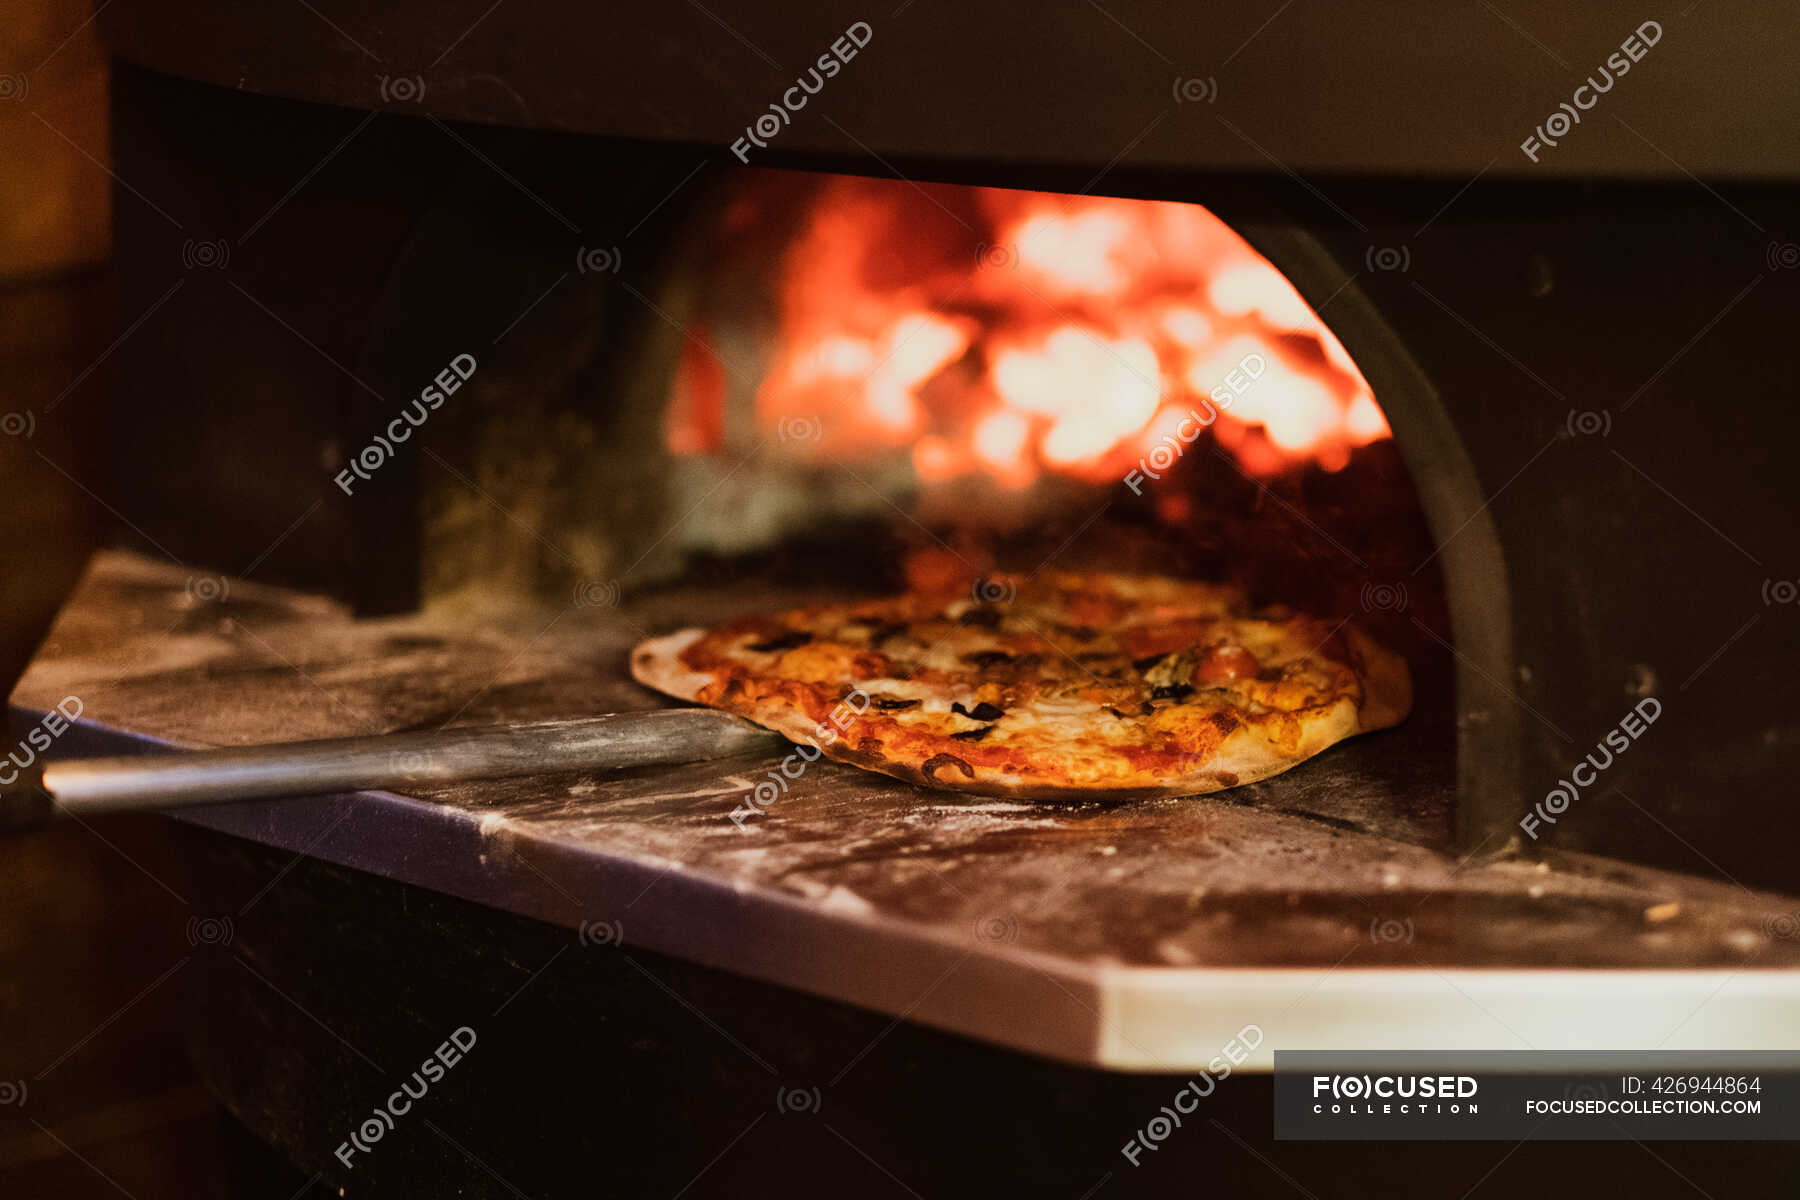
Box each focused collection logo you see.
[1311,1073,1480,1116]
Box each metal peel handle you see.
[18,709,782,823]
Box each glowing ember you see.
[992,329,1160,470]
[670,176,1390,485]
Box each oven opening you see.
[603,170,1456,843]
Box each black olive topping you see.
[1132,653,1166,672]
[1150,683,1195,701]
[873,697,921,711]
[1104,706,1129,720]
[1139,700,1156,715]
[957,608,1002,628]
[745,630,812,652]
[951,700,1005,721]
[950,726,994,742]
[921,753,975,781]
[963,650,1016,668]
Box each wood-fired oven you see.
[4,3,1797,1195]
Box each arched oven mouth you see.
[565,168,1461,842]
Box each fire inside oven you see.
[670,175,1389,481]
[660,172,1398,559]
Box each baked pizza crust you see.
[628,578,1411,800]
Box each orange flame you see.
[672,177,1389,485]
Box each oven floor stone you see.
[14,551,1800,1068]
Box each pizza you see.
[629,570,1410,799]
